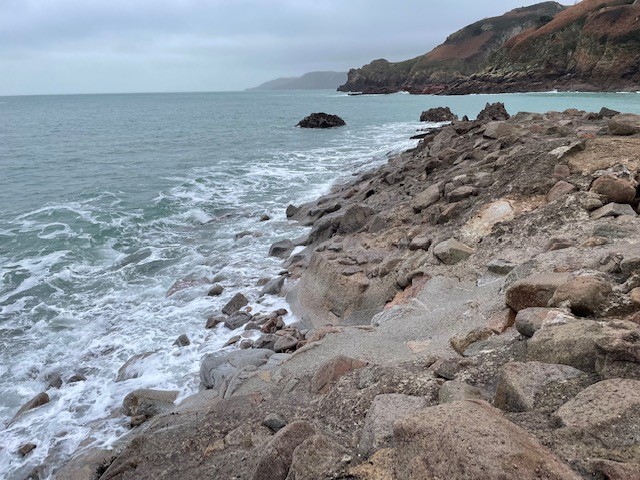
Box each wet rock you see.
[393,400,580,480]
[222,293,249,315]
[297,113,345,129]
[591,202,637,219]
[116,351,157,382]
[269,239,295,259]
[487,259,517,275]
[590,174,637,204]
[438,381,484,404]
[260,276,285,297]
[205,315,225,329]
[285,204,300,218]
[263,413,287,432]
[10,392,49,425]
[253,421,315,480]
[419,106,457,122]
[547,180,577,202]
[199,348,274,390]
[173,334,190,347]
[224,311,252,330]
[608,113,640,136]
[505,272,570,312]
[222,335,241,347]
[359,394,428,456]
[476,102,510,122]
[433,238,474,265]
[515,307,575,338]
[239,339,254,349]
[556,379,640,450]
[122,389,178,419]
[47,373,63,390]
[494,361,588,412]
[68,373,87,383]
[259,214,271,222]
[310,355,367,394]
[286,434,350,480]
[549,275,612,316]
[18,443,36,457]
[208,284,224,296]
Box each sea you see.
[1,90,640,479]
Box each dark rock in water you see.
[297,113,346,129]
[10,392,49,424]
[18,443,37,457]
[173,334,191,347]
[476,102,510,122]
[68,373,87,383]
[263,413,287,432]
[260,276,285,297]
[205,315,225,329]
[122,389,178,419]
[259,214,271,222]
[269,239,294,259]
[224,312,252,330]
[116,351,158,382]
[47,373,63,390]
[208,284,224,296]
[222,293,249,316]
[286,204,300,218]
[420,106,458,123]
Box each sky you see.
[0,0,572,96]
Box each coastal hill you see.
[339,0,640,94]
[247,71,347,90]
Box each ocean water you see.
[1,90,640,478]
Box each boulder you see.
[476,102,510,122]
[548,141,585,160]
[205,315,225,329]
[208,284,224,296]
[419,106,457,122]
[310,356,367,394]
[494,361,587,412]
[599,107,620,118]
[297,113,346,129]
[433,238,475,265]
[411,183,442,212]
[483,121,516,139]
[556,379,640,450]
[260,276,286,297]
[608,113,640,135]
[263,413,287,432]
[18,443,36,457]
[595,320,640,380]
[547,181,577,202]
[449,327,493,356]
[438,381,484,404]
[53,448,115,480]
[116,351,157,382]
[409,235,432,251]
[253,421,315,480]
[200,349,274,390]
[224,311,252,330]
[446,185,477,202]
[515,307,575,338]
[487,259,517,275]
[590,175,636,204]
[337,204,373,235]
[591,202,637,219]
[286,434,350,480]
[486,308,516,334]
[10,392,49,425]
[505,273,569,312]
[526,319,605,372]
[122,389,178,419]
[359,394,429,456]
[173,334,190,347]
[269,240,295,259]
[273,334,299,353]
[549,275,613,316]
[393,400,581,480]
[222,293,249,315]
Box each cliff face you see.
[339,0,640,94]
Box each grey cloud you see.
[0,1,571,95]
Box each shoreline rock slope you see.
[53,104,640,479]
[339,0,640,95]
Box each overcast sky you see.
[0,1,572,96]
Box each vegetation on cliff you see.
[339,0,640,94]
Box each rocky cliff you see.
[339,0,640,94]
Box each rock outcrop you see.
[297,113,346,129]
[339,0,640,95]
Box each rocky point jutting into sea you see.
[339,0,640,95]
[41,102,640,479]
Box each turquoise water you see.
[1,90,640,478]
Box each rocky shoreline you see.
[40,103,640,479]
